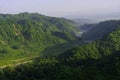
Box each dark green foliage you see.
[69,25,120,60]
[0,49,8,54]
[42,39,82,57]
[11,45,20,49]
[1,52,120,80]
[82,20,120,41]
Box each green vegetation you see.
[82,20,120,41]
[0,12,77,66]
[0,14,120,80]
[0,20,120,80]
[73,24,120,60]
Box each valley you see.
[0,13,120,80]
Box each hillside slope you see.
[82,20,120,41]
[0,12,77,66]
[1,20,120,80]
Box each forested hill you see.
[0,12,77,66]
[82,20,120,41]
[61,20,120,60]
[1,20,120,80]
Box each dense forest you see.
[0,13,120,80]
[0,13,78,66]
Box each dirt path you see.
[0,60,32,69]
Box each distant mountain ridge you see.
[72,18,99,26]
[81,20,120,41]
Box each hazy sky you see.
[0,0,120,19]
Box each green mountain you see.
[1,20,120,80]
[0,12,77,66]
[72,24,120,60]
[82,20,120,41]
